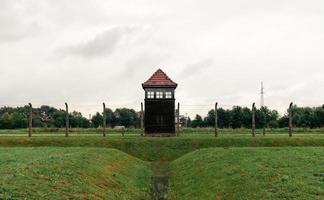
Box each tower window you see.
[147,91,154,98]
[165,92,172,98]
[156,92,163,99]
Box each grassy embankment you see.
[0,147,151,200]
[169,147,324,200]
[1,130,324,199]
[1,146,324,199]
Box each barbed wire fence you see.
[0,101,323,137]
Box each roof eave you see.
[142,83,178,89]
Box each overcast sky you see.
[1,0,324,118]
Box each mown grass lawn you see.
[0,133,324,161]
[169,147,324,200]
[0,147,152,200]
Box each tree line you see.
[0,106,139,129]
[188,105,324,129]
[1,104,324,129]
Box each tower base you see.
[145,132,176,137]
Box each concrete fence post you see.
[252,102,256,137]
[141,102,144,136]
[215,102,218,137]
[177,102,180,136]
[28,103,32,137]
[103,102,106,137]
[65,102,69,137]
[289,102,293,137]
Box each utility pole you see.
[65,102,69,137]
[260,81,264,107]
[215,102,218,137]
[28,103,32,137]
[103,102,106,137]
[260,82,267,135]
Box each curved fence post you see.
[289,102,293,137]
[65,102,69,137]
[141,102,144,136]
[177,102,180,136]
[28,103,32,137]
[215,102,218,137]
[252,102,256,137]
[103,102,106,137]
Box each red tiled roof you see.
[142,69,177,88]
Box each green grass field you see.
[0,129,324,199]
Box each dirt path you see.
[150,161,170,200]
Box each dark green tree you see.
[191,114,204,128]
[91,112,103,128]
[231,106,243,129]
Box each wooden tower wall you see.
[144,99,175,135]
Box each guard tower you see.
[142,69,178,136]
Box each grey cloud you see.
[121,52,170,78]
[1,0,324,118]
[181,59,213,78]
[0,22,40,42]
[0,1,40,42]
[58,26,136,58]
